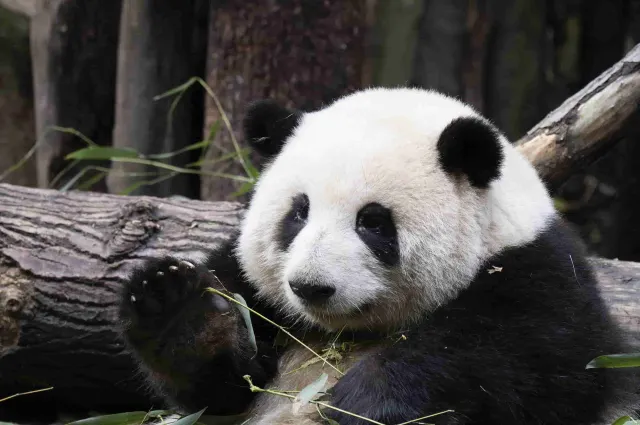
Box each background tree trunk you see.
[0,5,35,188]
[200,0,374,201]
[0,181,638,422]
[30,0,122,191]
[107,0,208,199]
[553,0,640,262]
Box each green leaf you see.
[233,293,258,356]
[118,172,178,196]
[188,148,250,169]
[75,170,107,191]
[197,414,249,425]
[66,411,148,425]
[553,197,569,213]
[66,147,140,160]
[205,120,222,144]
[586,353,640,369]
[153,77,197,101]
[292,373,328,414]
[170,408,207,425]
[230,181,255,198]
[147,410,173,417]
[612,416,639,425]
[148,139,213,160]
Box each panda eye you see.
[357,203,393,236]
[278,194,309,250]
[356,203,399,266]
[292,194,309,222]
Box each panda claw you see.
[169,265,179,272]
[130,294,137,303]
[180,260,195,269]
[157,271,165,277]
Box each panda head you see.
[236,88,555,331]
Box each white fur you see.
[236,87,556,331]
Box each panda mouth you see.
[304,300,376,320]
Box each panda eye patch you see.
[356,203,399,266]
[278,194,309,250]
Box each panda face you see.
[237,88,555,331]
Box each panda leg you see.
[118,237,279,415]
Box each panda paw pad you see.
[121,257,230,327]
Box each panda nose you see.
[289,280,336,303]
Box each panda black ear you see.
[243,100,301,159]
[436,117,504,188]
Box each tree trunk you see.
[200,0,374,201]
[410,0,548,137]
[0,181,638,421]
[30,0,122,192]
[484,0,547,138]
[0,6,35,188]
[107,0,208,199]
[553,0,640,261]
[411,0,467,99]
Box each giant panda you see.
[118,88,637,425]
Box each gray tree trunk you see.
[30,0,122,191]
[107,0,208,199]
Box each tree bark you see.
[0,183,243,420]
[0,181,638,420]
[107,0,208,199]
[411,0,467,99]
[200,0,374,201]
[30,0,122,192]
[553,1,639,261]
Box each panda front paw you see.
[119,257,234,352]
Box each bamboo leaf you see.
[66,412,148,425]
[170,408,207,425]
[230,182,255,198]
[612,416,639,425]
[233,293,258,356]
[65,147,140,160]
[147,140,212,160]
[292,373,328,414]
[586,353,640,369]
[153,77,197,101]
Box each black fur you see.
[119,218,635,424]
[356,202,399,267]
[277,193,310,251]
[243,100,301,159]
[118,237,280,415]
[325,218,635,424]
[437,117,504,188]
